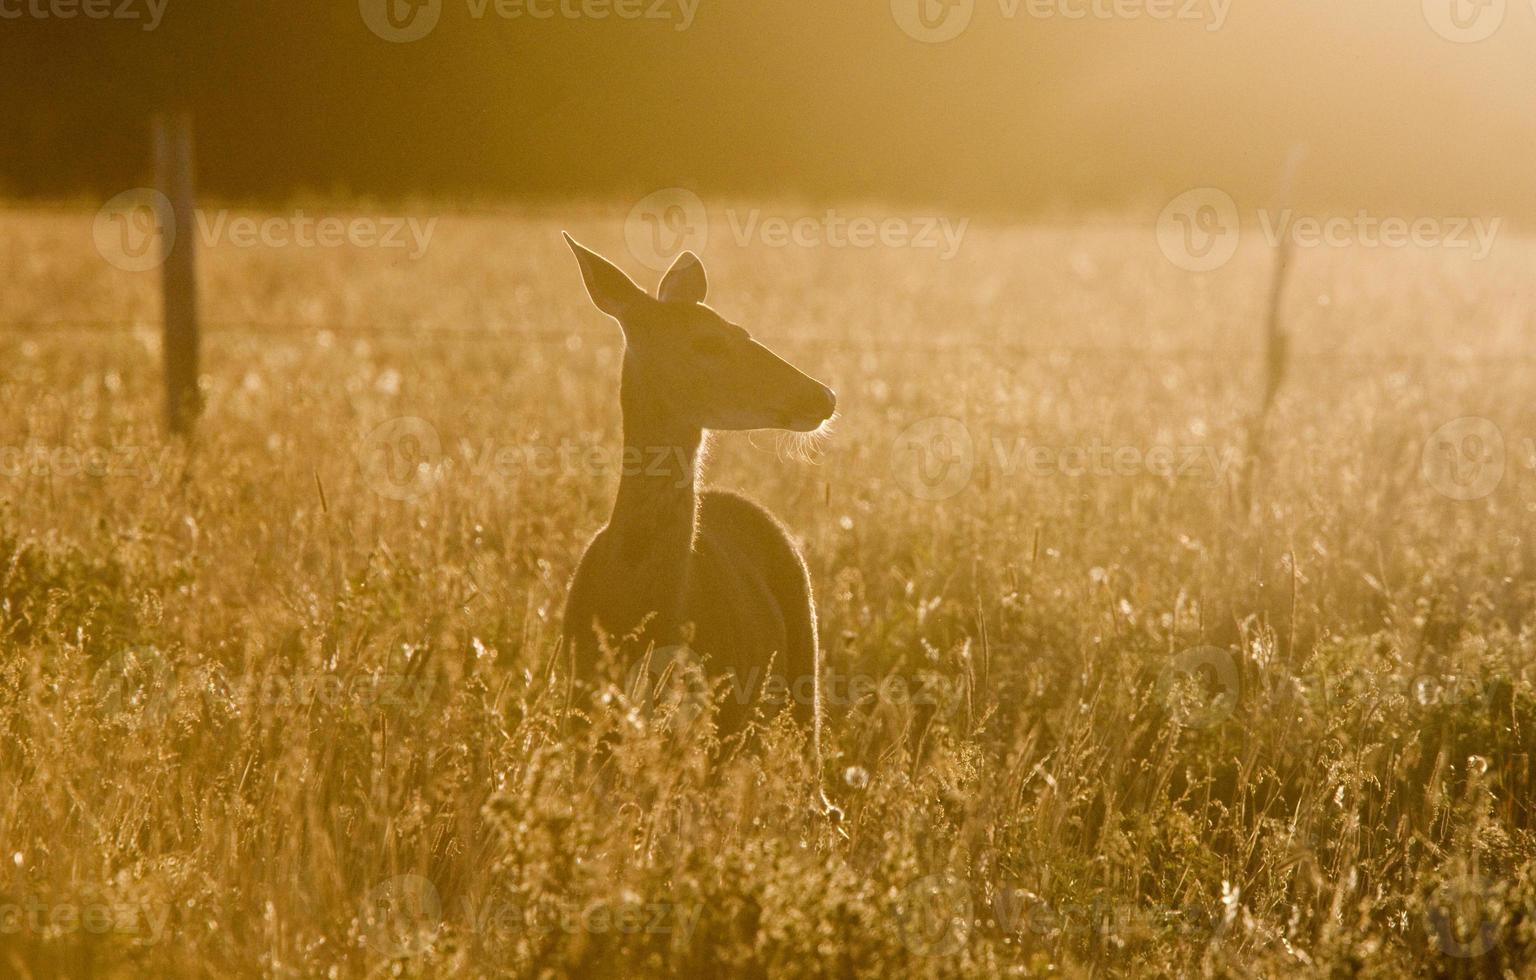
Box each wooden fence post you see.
[153,111,201,436]
[1239,145,1306,513]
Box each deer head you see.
[565,233,837,433]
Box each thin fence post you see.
[153,111,201,436]
[1239,145,1306,514]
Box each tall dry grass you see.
[0,202,1533,977]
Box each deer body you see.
[560,235,835,737]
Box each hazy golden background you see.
[5,2,1536,977]
[6,0,1535,220]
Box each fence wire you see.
[2,317,1533,372]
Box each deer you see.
[559,233,837,767]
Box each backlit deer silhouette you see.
[560,233,836,752]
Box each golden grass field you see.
[2,200,1534,977]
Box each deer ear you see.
[657,251,708,305]
[564,233,647,321]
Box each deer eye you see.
[691,335,731,356]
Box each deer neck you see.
[607,382,704,609]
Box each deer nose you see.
[811,384,837,420]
